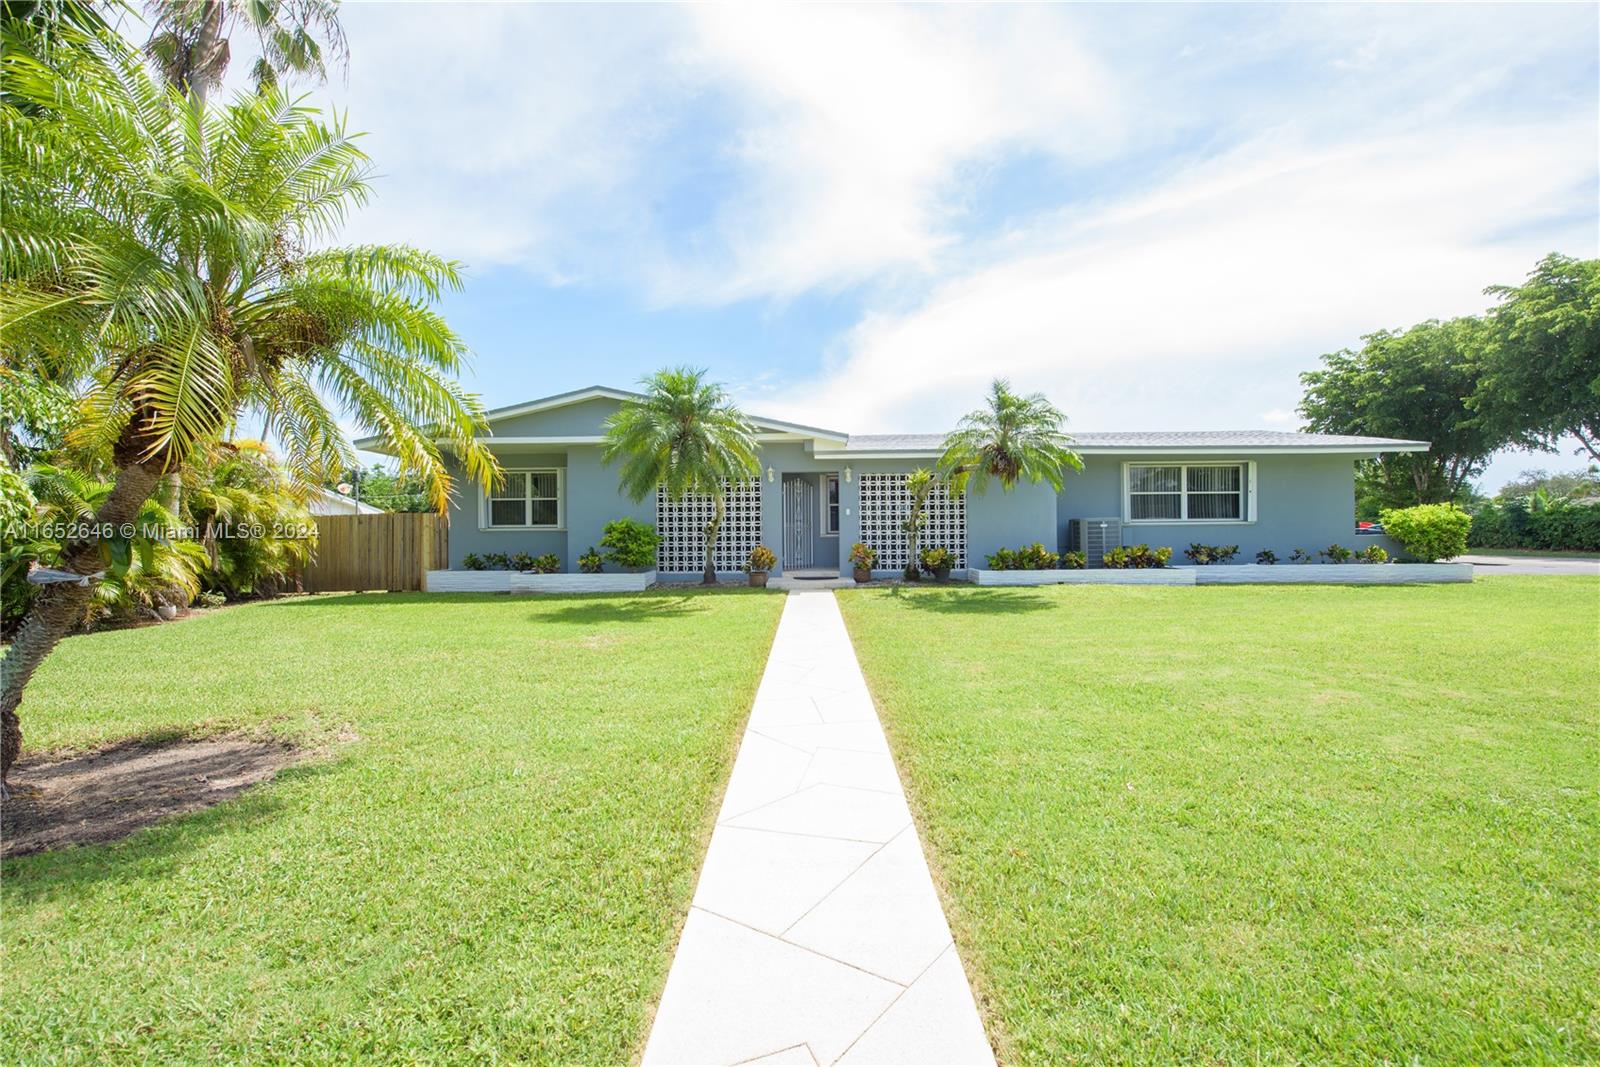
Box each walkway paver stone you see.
[643,591,994,1066]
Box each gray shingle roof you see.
[836,431,1428,452]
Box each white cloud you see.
[305,5,692,275]
[756,116,1597,433]
[294,4,1115,296]
[211,3,1594,454]
[653,4,1116,301]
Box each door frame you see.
[782,473,818,570]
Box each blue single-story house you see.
[356,385,1427,579]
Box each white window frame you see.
[1121,461,1256,524]
[479,467,564,530]
[821,473,841,537]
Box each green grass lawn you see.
[838,576,1599,1065]
[1,590,782,1065]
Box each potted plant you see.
[919,545,955,581]
[848,542,876,583]
[746,545,776,587]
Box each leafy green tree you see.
[332,464,430,512]
[601,368,758,585]
[1300,319,1501,511]
[1491,467,1600,503]
[1474,254,1600,463]
[0,31,495,788]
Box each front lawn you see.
[839,576,1599,1065]
[1,590,782,1064]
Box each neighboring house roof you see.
[354,384,1429,457]
[308,487,385,515]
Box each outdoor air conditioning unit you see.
[1066,518,1122,568]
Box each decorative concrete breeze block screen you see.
[656,480,763,573]
[858,472,966,570]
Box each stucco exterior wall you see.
[435,393,1375,574]
[1056,452,1370,560]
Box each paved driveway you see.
[1459,554,1600,576]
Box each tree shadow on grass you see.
[540,594,707,625]
[888,586,1056,615]
[1,752,339,902]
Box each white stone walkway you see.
[643,591,994,1067]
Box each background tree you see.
[601,368,758,585]
[329,463,430,512]
[1473,254,1600,463]
[144,0,346,103]
[0,31,496,789]
[1492,467,1600,502]
[1299,319,1500,513]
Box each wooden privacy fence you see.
[301,513,448,592]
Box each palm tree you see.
[907,379,1080,579]
[0,31,496,789]
[602,369,759,585]
[144,0,347,104]
[938,378,1083,495]
[900,467,937,581]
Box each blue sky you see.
[215,3,1596,488]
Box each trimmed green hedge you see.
[1469,500,1600,552]
[1379,504,1471,562]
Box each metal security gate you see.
[784,476,818,569]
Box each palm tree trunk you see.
[904,483,933,580]
[702,492,725,585]
[185,0,226,106]
[1,458,165,793]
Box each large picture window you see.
[483,469,562,528]
[1125,463,1251,523]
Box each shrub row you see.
[982,541,1395,569]
[462,551,562,572]
[1468,499,1600,552]
[1104,544,1172,569]
[985,543,1084,570]
[461,517,663,572]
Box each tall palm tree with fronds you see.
[0,30,496,789]
[144,0,347,104]
[602,369,759,585]
[938,378,1083,496]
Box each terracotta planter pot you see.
[748,571,769,588]
[852,566,871,583]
